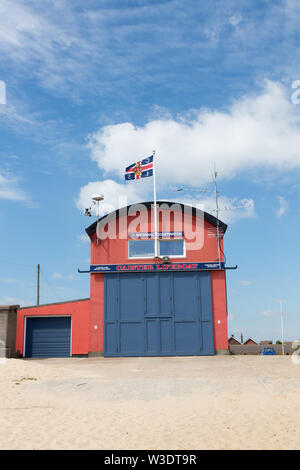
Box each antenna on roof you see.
[37,263,40,305]
[213,162,222,269]
[173,163,250,269]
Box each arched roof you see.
[85,200,227,237]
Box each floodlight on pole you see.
[84,194,104,216]
[92,194,104,244]
[92,194,104,202]
[84,194,105,244]
[279,299,285,355]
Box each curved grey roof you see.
[85,200,227,237]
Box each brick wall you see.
[229,343,294,355]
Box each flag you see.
[125,155,153,180]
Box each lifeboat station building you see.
[16,201,229,358]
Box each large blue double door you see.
[104,271,214,357]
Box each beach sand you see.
[0,355,299,450]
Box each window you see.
[128,239,185,258]
[159,240,185,257]
[128,240,155,258]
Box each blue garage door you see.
[104,271,214,357]
[25,317,71,358]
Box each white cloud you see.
[228,313,235,321]
[238,280,252,286]
[67,274,76,280]
[173,195,254,224]
[0,277,17,283]
[87,81,300,187]
[0,0,88,95]
[276,196,288,218]
[0,171,27,201]
[77,234,90,243]
[0,1,197,99]
[260,309,279,317]
[0,1,299,106]
[80,80,300,221]
[0,99,54,141]
[76,179,254,224]
[228,15,242,27]
[76,179,146,217]
[0,296,33,307]
[53,272,62,279]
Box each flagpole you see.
[153,150,158,258]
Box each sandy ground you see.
[0,355,299,450]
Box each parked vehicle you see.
[260,347,275,355]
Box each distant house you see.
[228,335,241,345]
[228,338,295,355]
[244,338,258,346]
[259,340,273,346]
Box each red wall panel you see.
[211,270,228,351]
[89,274,104,352]
[16,299,90,356]
[91,210,225,266]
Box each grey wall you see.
[229,343,294,355]
[0,305,19,358]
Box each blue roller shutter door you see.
[104,271,214,357]
[25,317,71,358]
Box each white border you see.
[23,315,72,358]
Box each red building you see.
[243,338,258,346]
[16,201,230,358]
[228,335,241,346]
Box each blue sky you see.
[1,0,300,342]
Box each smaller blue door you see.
[25,317,71,358]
